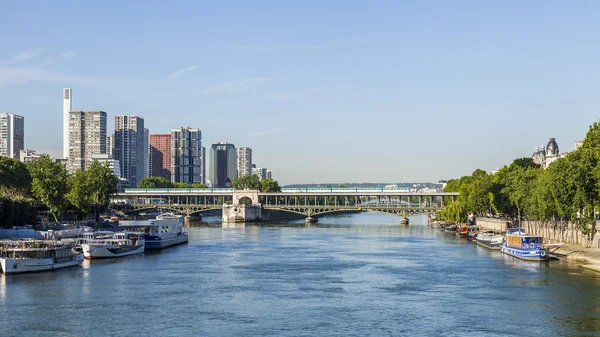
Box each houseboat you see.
[82,232,145,259]
[120,213,188,250]
[0,240,84,275]
[500,228,549,261]
[476,231,503,250]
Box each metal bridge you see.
[111,188,458,219]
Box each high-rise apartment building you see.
[236,147,252,177]
[67,111,107,172]
[149,134,172,180]
[91,153,121,178]
[106,134,113,157]
[252,167,267,180]
[0,113,24,159]
[144,128,149,178]
[201,146,206,185]
[171,127,202,184]
[114,116,146,187]
[20,149,41,163]
[63,88,71,159]
[209,142,237,188]
[266,170,272,180]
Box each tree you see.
[260,179,281,193]
[87,161,119,222]
[0,156,31,197]
[232,175,262,190]
[67,169,93,218]
[139,176,173,188]
[28,154,69,223]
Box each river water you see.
[1,213,599,336]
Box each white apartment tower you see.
[0,113,25,159]
[114,116,146,188]
[236,147,252,177]
[63,88,72,159]
[67,111,107,173]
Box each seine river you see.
[1,213,599,336]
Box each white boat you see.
[476,231,504,250]
[0,240,83,275]
[120,213,188,250]
[82,232,145,259]
[500,228,550,261]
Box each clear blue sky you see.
[1,1,599,185]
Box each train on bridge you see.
[124,187,412,194]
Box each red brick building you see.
[150,134,172,181]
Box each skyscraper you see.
[236,147,252,177]
[144,128,149,178]
[114,116,145,187]
[63,88,71,159]
[171,127,202,184]
[67,111,107,172]
[106,134,113,157]
[150,134,172,180]
[209,142,237,188]
[201,146,206,185]
[0,113,24,159]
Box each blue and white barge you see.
[500,228,549,261]
[120,213,188,250]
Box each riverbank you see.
[547,243,600,272]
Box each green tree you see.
[28,154,69,223]
[67,169,93,218]
[232,175,262,190]
[87,161,119,222]
[0,156,32,197]
[260,179,281,193]
[139,176,173,188]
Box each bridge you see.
[111,188,458,223]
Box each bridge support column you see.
[400,217,409,225]
[222,204,263,223]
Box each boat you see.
[456,223,469,237]
[467,226,479,241]
[476,231,503,250]
[500,228,549,261]
[0,240,84,275]
[81,232,145,259]
[120,213,188,250]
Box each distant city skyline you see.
[1,2,599,184]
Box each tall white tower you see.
[63,88,72,159]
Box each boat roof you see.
[119,223,159,228]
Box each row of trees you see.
[138,176,208,189]
[0,154,118,228]
[439,121,600,243]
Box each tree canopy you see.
[28,154,69,223]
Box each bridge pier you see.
[400,217,409,225]
[222,204,262,223]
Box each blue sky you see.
[1,1,599,184]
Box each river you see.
[1,213,599,336]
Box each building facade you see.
[91,153,121,178]
[67,111,107,172]
[20,149,41,163]
[252,167,267,180]
[63,88,71,159]
[266,170,272,180]
[236,147,252,177]
[171,127,202,183]
[114,116,146,187]
[532,138,561,168]
[144,128,149,179]
[209,142,237,188]
[201,146,206,185]
[149,134,172,180]
[0,113,24,159]
[106,134,113,157]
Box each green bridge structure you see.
[111,188,459,223]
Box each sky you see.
[1,1,600,185]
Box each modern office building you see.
[171,127,202,184]
[63,88,71,159]
[114,116,146,187]
[252,167,267,180]
[236,147,252,177]
[209,142,237,188]
[0,113,24,159]
[67,111,107,172]
[91,153,121,178]
[266,170,272,180]
[150,134,172,180]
